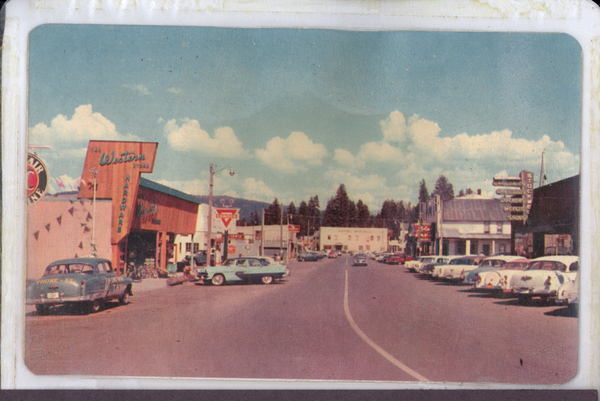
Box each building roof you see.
[139,177,202,205]
[443,198,508,222]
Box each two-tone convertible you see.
[26,257,133,314]
[197,257,290,286]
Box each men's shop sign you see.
[27,153,49,205]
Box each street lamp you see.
[207,163,235,268]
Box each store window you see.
[470,240,478,255]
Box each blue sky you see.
[28,25,581,211]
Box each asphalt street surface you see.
[24,255,578,384]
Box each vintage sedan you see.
[425,256,468,277]
[197,257,290,286]
[297,252,320,262]
[436,256,484,281]
[509,255,580,305]
[475,258,530,295]
[464,255,523,287]
[556,271,579,315]
[353,253,368,266]
[26,257,133,314]
[383,253,414,265]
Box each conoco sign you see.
[27,153,49,205]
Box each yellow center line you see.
[343,270,430,382]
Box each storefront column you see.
[466,239,471,255]
[156,231,167,270]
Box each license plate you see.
[486,284,493,288]
[46,292,59,299]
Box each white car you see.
[509,255,579,305]
[556,271,579,315]
[428,256,472,278]
[412,256,440,273]
[476,258,530,295]
[466,255,524,287]
[404,257,423,271]
[436,256,484,281]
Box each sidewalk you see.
[133,274,197,293]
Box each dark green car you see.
[26,257,133,314]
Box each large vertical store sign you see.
[78,141,158,244]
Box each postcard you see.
[2,0,599,393]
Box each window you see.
[348,235,352,241]
[193,243,199,253]
[371,236,374,240]
[185,243,192,252]
[377,236,381,241]
[355,235,359,241]
[497,222,503,233]
[470,240,478,255]
[328,235,331,240]
[484,222,490,234]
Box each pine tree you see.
[432,175,455,202]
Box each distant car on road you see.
[353,254,368,266]
[328,251,338,259]
[197,257,290,286]
[26,257,133,314]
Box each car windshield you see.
[449,258,474,265]
[526,260,566,272]
[421,257,436,263]
[480,259,506,267]
[502,261,528,270]
[43,263,95,276]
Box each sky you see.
[28,25,581,212]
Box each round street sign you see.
[27,153,49,205]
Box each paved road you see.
[24,255,578,384]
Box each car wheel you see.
[261,275,273,285]
[35,304,49,315]
[119,290,130,305]
[211,274,225,286]
[89,299,102,313]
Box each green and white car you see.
[26,257,133,314]
[197,257,290,286]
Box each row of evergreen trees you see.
[239,175,463,239]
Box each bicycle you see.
[126,264,144,282]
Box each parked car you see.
[476,258,530,296]
[509,255,580,305]
[26,257,133,314]
[436,256,485,281]
[328,251,339,259]
[424,256,465,277]
[197,257,290,286]
[353,254,368,266]
[404,257,423,272]
[383,253,415,265]
[298,252,320,262]
[556,271,579,315]
[412,256,441,273]
[464,255,523,287]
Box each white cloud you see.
[256,132,328,173]
[29,105,142,146]
[122,84,150,95]
[357,141,403,164]
[333,149,357,167]
[163,119,249,158]
[242,177,276,201]
[379,110,408,143]
[168,87,182,95]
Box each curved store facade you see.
[27,141,201,279]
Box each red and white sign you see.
[288,225,301,233]
[215,208,239,228]
[227,245,236,254]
